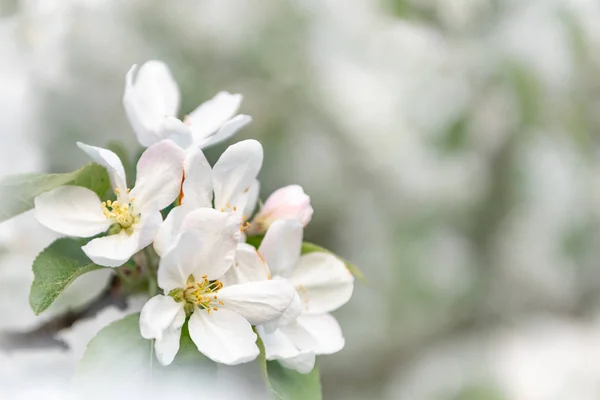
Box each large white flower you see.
[153,139,262,256]
[123,60,251,149]
[139,208,296,366]
[34,140,185,267]
[227,219,354,374]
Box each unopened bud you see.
[251,185,313,234]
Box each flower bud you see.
[251,185,313,234]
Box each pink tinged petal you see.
[187,91,242,141]
[180,208,240,280]
[196,114,252,149]
[34,186,111,237]
[290,252,354,314]
[279,314,345,355]
[188,308,259,365]
[221,243,270,286]
[256,326,301,360]
[156,117,193,149]
[259,219,303,278]
[77,142,127,195]
[217,280,296,326]
[212,139,263,211]
[130,140,185,211]
[254,185,313,232]
[157,230,203,292]
[279,352,316,374]
[181,148,213,209]
[153,205,191,258]
[139,295,184,339]
[154,306,186,366]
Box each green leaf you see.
[73,313,216,396]
[245,236,365,283]
[301,242,366,283]
[257,336,322,400]
[29,237,104,315]
[0,163,110,223]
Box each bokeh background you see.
[2,0,600,399]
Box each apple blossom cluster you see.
[29,60,355,375]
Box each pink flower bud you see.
[252,185,313,233]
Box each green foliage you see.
[73,313,216,397]
[0,163,110,223]
[301,242,366,283]
[257,336,322,400]
[29,237,104,315]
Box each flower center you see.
[101,188,139,235]
[170,274,224,315]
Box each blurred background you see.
[2,0,600,398]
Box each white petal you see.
[180,208,241,280]
[279,352,316,374]
[134,61,180,118]
[154,306,186,366]
[153,205,190,257]
[259,219,303,278]
[187,91,242,141]
[212,139,263,211]
[124,65,161,147]
[279,314,345,355]
[181,147,213,209]
[77,142,127,195]
[290,252,354,314]
[139,295,184,340]
[196,114,252,149]
[81,210,161,267]
[34,186,111,237]
[217,280,296,326]
[130,140,185,211]
[156,117,193,149]
[123,62,180,147]
[136,209,164,252]
[221,243,270,286]
[242,179,260,218]
[188,308,258,365]
[256,326,300,360]
[82,232,139,267]
[157,230,203,292]
[261,289,302,333]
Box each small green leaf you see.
[73,313,216,396]
[29,237,104,315]
[257,336,322,400]
[301,242,366,283]
[0,163,110,223]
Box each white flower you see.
[123,60,251,149]
[139,208,296,366]
[249,185,313,234]
[153,139,262,256]
[228,219,354,373]
[34,140,185,267]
